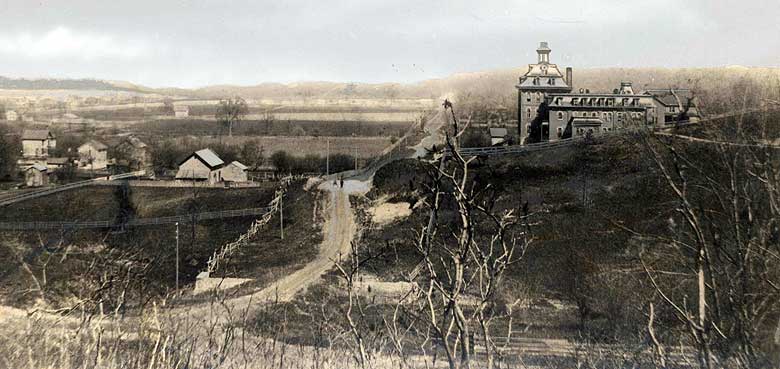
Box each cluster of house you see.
[17,129,152,187]
[514,42,700,144]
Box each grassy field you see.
[0,180,321,309]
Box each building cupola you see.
[619,81,634,95]
[537,41,551,64]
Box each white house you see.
[222,161,249,183]
[175,148,225,184]
[21,129,56,158]
[25,164,49,187]
[78,140,109,170]
[174,105,190,118]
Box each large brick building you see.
[517,42,699,143]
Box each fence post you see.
[280,193,284,240]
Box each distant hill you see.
[1,66,778,101]
[0,76,143,92]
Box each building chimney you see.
[566,67,573,88]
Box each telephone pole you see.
[175,222,180,291]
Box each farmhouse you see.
[222,161,249,183]
[78,140,109,170]
[5,110,18,121]
[115,136,151,170]
[517,42,700,143]
[174,105,190,118]
[175,148,225,184]
[24,164,49,187]
[21,129,56,158]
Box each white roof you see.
[28,164,48,171]
[230,161,248,170]
[194,148,224,168]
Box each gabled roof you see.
[80,140,108,150]
[489,128,508,137]
[643,89,695,107]
[229,161,248,170]
[21,129,53,141]
[180,148,225,169]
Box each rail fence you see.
[0,206,272,231]
[0,170,146,207]
[203,175,293,275]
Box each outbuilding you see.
[25,164,49,187]
[489,127,509,146]
[175,148,225,184]
[222,161,249,183]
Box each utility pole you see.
[279,193,284,240]
[354,147,358,171]
[326,138,330,176]
[175,222,180,291]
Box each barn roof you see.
[229,161,248,170]
[179,148,225,169]
[21,129,53,141]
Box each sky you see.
[0,0,777,88]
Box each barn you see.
[175,148,225,184]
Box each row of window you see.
[555,111,644,120]
[552,96,642,107]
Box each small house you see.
[5,110,18,121]
[78,140,109,169]
[115,136,151,170]
[25,164,49,187]
[21,129,56,158]
[174,105,190,118]
[489,127,509,146]
[222,161,249,183]
[175,148,225,184]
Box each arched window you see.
[526,108,532,119]
[557,111,564,120]
[592,112,598,117]
[536,92,542,100]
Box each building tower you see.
[517,42,572,143]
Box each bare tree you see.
[216,96,249,137]
[631,108,780,369]
[406,101,533,369]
